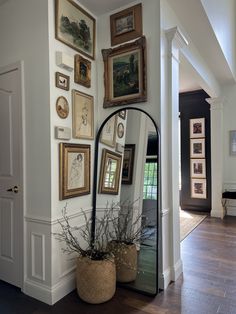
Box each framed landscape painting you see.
[102,36,147,108]
[110,3,142,46]
[59,143,90,199]
[74,54,91,88]
[122,144,135,184]
[55,0,95,59]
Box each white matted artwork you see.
[191,178,207,199]
[100,115,117,147]
[190,159,206,178]
[190,118,205,138]
[190,138,205,158]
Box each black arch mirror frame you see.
[91,107,161,296]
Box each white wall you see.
[201,0,236,79]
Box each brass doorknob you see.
[7,186,19,193]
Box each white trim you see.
[170,258,183,282]
[159,267,171,290]
[31,233,45,281]
[161,208,169,217]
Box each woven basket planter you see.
[108,242,137,283]
[76,256,116,304]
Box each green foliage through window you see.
[143,162,157,200]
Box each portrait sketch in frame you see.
[100,115,117,147]
[190,159,206,178]
[102,36,147,108]
[122,144,135,184]
[118,110,127,120]
[59,143,90,199]
[190,118,205,138]
[110,3,142,46]
[229,130,236,156]
[190,138,205,158]
[72,90,94,140]
[191,178,207,199]
[117,122,124,139]
[55,72,70,91]
[55,0,95,59]
[99,149,122,195]
[74,54,91,88]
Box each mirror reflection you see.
[96,109,159,295]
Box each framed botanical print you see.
[190,159,206,178]
[102,36,147,108]
[59,143,90,199]
[190,138,205,158]
[55,0,96,59]
[190,118,205,138]
[74,54,91,88]
[56,96,69,119]
[72,90,94,139]
[55,72,70,91]
[100,115,117,147]
[122,144,135,184]
[191,178,207,199]
[110,3,142,46]
[99,149,122,195]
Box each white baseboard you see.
[23,272,76,305]
[171,259,183,281]
[211,209,225,219]
[159,267,171,290]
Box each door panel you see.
[0,67,22,287]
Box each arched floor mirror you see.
[92,107,160,296]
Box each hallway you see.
[1,216,236,314]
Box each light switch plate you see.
[56,51,74,72]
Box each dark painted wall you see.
[179,90,211,212]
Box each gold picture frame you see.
[110,3,142,46]
[102,36,147,108]
[59,143,90,200]
[74,54,91,88]
[55,0,96,59]
[99,149,122,195]
[122,144,135,184]
[72,90,94,139]
[100,115,117,147]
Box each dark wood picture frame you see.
[55,0,96,60]
[74,54,91,88]
[110,3,142,46]
[59,143,90,200]
[122,144,135,184]
[55,72,70,91]
[99,149,122,195]
[102,36,147,108]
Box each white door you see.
[0,64,23,288]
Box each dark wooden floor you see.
[1,216,236,313]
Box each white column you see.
[165,27,188,281]
[206,97,225,218]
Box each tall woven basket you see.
[109,242,137,283]
[76,256,116,304]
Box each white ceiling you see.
[78,0,133,16]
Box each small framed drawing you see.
[117,122,124,139]
[100,115,117,147]
[72,90,94,139]
[229,130,236,156]
[190,118,205,138]
[99,149,122,195]
[110,3,142,46]
[190,138,205,158]
[190,159,206,178]
[55,0,96,59]
[118,110,127,120]
[74,54,91,88]
[55,72,70,91]
[122,144,135,184]
[56,96,69,119]
[102,36,147,108]
[59,143,90,199]
[191,178,207,199]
